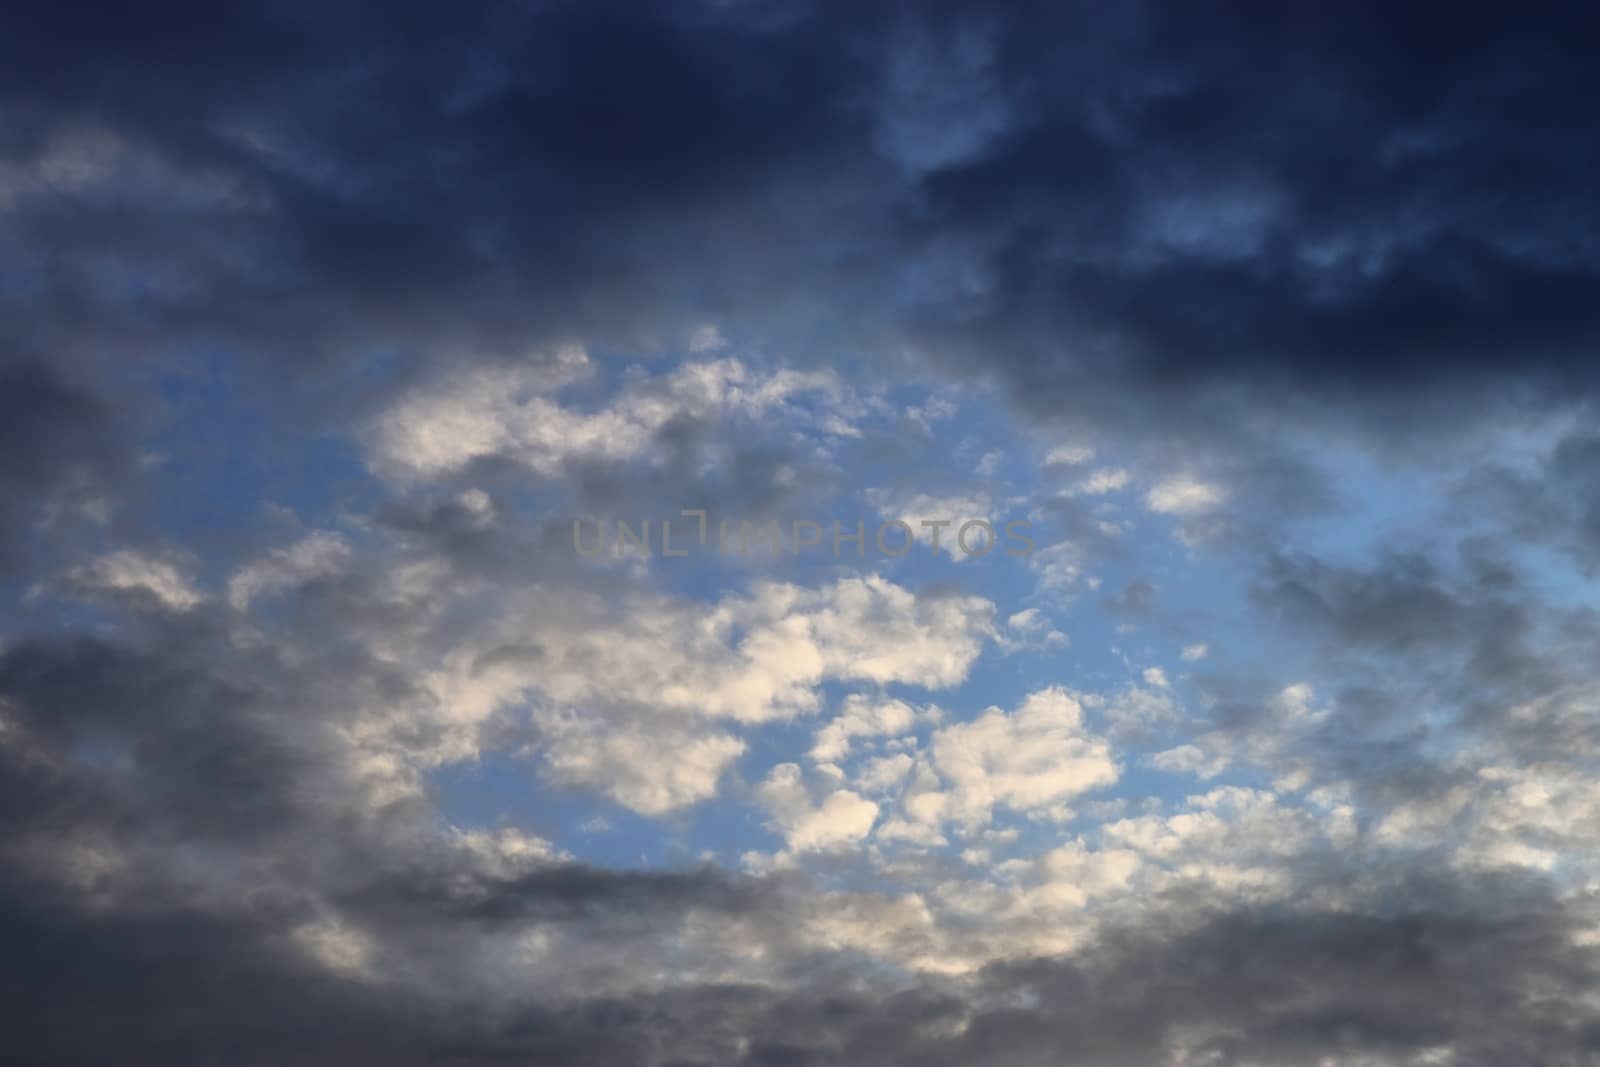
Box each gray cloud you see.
[4,1,1598,426]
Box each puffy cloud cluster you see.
[372,352,851,481]
[846,687,1121,846]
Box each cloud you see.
[371,354,849,482]
[1044,444,1094,467]
[1147,743,1230,781]
[758,763,879,853]
[998,607,1068,655]
[863,488,1002,559]
[903,687,1120,834]
[324,571,995,813]
[425,574,993,728]
[5,0,1600,467]
[535,711,746,816]
[1146,474,1229,516]
[809,694,921,763]
[2,597,1598,1063]
[0,364,133,575]
[227,531,352,610]
[5,2,1600,1063]
[56,548,203,612]
[1091,672,1181,741]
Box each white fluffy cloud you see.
[1089,671,1181,739]
[999,608,1068,655]
[759,763,879,852]
[809,695,922,763]
[1027,540,1088,595]
[426,575,992,728]
[1099,786,1350,901]
[57,549,202,612]
[863,488,1001,559]
[1147,743,1230,780]
[881,687,1120,837]
[1073,468,1131,495]
[355,574,994,815]
[1145,474,1229,515]
[534,711,747,816]
[370,351,849,480]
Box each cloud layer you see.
[3,1,1600,1064]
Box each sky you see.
[3,2,1600,1064]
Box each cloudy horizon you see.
[3,2,1600,1064]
